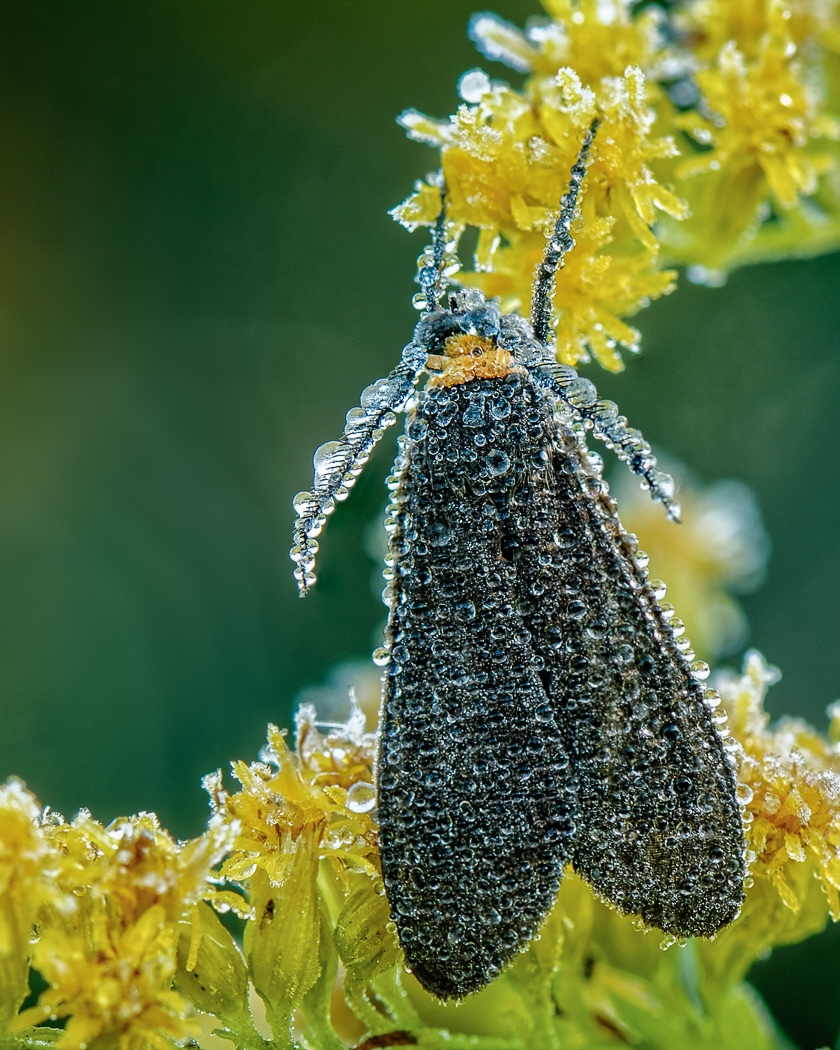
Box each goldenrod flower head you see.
[472,2,660,83]
[394,1,840,363]
[465,216,675,371]
[677,16,839,210]
[3,675,840,1049]
[41,809,233,924]
[719,652,840,932]
[19,915,192,1050]
[208,704,379,889]
[394,65,684,371]
[204,709,389,1045]
[613,470,770,658]
[9,808,233,1049]
[0,780,55,1030]
[0,780,50,946]
[680,0,840,61]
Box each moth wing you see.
[518,414,746,937]
[377,381,578,999]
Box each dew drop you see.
[459,68,492,103]
[736,783,754,806]
[313,440,342,476]
[486,450,511,476]
[293,490,316,515]
[346,781,377,814]
[428,522,453,546]
[373,647,391,667]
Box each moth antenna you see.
[527,118,679,520]
[530,118,599,345]
[416,175,457,313]
[290,340,427,596]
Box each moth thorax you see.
[426,333,519,388]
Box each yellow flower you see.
[680,0,840,61]
[677,24,838,211]
[397,0,840,330]
[466,218,674,371]
[394,66,684,371]
[0,780,55,1029]
[206,708,384,1043]
[695,651,840,982]
[650,1,840,275]
[42,810,233,926]
[209,706,379,890]
[471,1,660,84]
[723,653,840,918]
[19,912,190,1050]
[10,810,233,1049]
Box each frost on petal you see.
[709,652,840,966]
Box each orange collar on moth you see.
[426,333,520,388]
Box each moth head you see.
[414,288,547,385]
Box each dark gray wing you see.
[377,375,578,1000]
[513,390,746,938]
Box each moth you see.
[291,123,746,999]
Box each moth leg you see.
[292,183,458,597]
[532,364,681,521]
[290,341,426,596]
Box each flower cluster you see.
[3,653,839,1048]
[1,793,235,1050]
[392,0,840,367]
[202,707,386,1045]
[717,653,840,954]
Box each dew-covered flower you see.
[393,64,685,372]
[9,810,233,1049]
[720,652,840,932]
[205,706,385,1043]
[679,0,840,61]
[393,0,840,360]
[0,780,56,1031]
[654,0,840,275]
[471,1,662,85]
[207,705,379,889]
[676,18,838,208]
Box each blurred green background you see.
[0,1,837,1045]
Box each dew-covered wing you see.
[513,392,746,938]
[377,374,578,1000]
